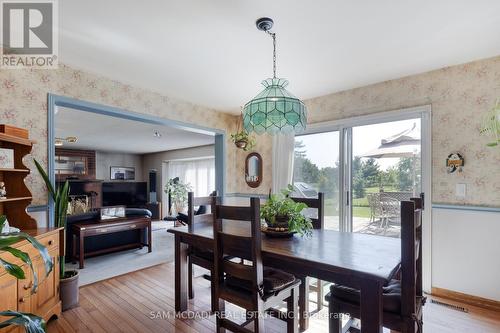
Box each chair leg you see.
[188,258,194,299]
[328,301,342,333]
[210,269,217,313]
[298,276,309,332]
[316,279,324,311]
[254,316,265,333]
[216,299,225,333]
[287,286,299,333]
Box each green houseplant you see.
[230,130,256,152]
[165,177,192,215]
[0,215,53,332]
[261,185,313,237]
[34,160,79,311]
[480,99,500,146]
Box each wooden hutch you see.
[0,126,62,331]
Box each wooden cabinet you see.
[0,273,18,333]
[0,229,62,332]
[55,148,96,181]
[0,132,37,230]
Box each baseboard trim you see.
[431,287,500,312]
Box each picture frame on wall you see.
[0,148,14,169]
[110,166,135,180]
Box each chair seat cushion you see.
[326,279,401,313]
[225,267,298,300]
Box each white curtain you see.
[272,134,295,194]
[166,158,215,197]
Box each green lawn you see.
[314,186,396,218]
[353,206,371,218]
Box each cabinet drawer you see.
[36,232,59,252]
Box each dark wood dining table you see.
[168,220,401,333]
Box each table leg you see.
[72,233,76,264]
[147,225,152,253]
[175,234,189,312]
[79,233,84,269]
[360,279,383,333]
[298,276,309,332]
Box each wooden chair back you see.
[291,192,325,229]
[400,197,423,318]
[186,191,217,233]
[212,197,263,308]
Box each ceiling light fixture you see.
[243,17,307,135]
[54,136,78,146]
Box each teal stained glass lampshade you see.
[243,78,307,135]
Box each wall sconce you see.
[446,153,464,173]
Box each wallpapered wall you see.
[0,64,240,205]
[2,56,499,207]
[307,56,500,206]
[236,56,500,207]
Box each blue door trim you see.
[47,93,226,227]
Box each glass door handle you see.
[420,192,425,210]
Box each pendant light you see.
[243,17,307,135]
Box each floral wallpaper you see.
[301,55,500,207]
[0,64,239,205]
[2,55,500,207]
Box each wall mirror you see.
[245,152,262,188]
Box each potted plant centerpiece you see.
[165,177,192,215]
[34,160,79,311]
[0,215,53,332]
[260,185,313,237]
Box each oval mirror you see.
[245,152,262,188]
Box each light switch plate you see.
[456,183,466,198]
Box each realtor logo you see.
[1,0,58,68]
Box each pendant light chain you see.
[267,31,277,78]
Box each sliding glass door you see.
[293,131,341,230]
[351,118,422,238]
[293,111,427,237]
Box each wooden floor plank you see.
[47,262,500,333]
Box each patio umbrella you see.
[360,123,420,195]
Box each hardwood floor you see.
[47,263,500,333]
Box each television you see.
[102,182,148,207]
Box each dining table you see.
[168,220,401,333]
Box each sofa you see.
[65,208,152,261]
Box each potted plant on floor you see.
[260,185,313,237]
[165,177,192,215]
[0,215,53,332]
[34,160,79,311]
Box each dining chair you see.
[212,197,301,333]
[185,191,218,311]
[291,193,327,319]
[325,197,426,333]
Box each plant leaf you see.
[0,233,53,278]
[0,215,6,231]
[0,311,46,333]
[1,247,38,293]
[33,159,56,200]
[0,258,25,279]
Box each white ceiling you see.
[55,107,214,154]
[60,1,500,113]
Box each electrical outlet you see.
[456,183,466,198]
